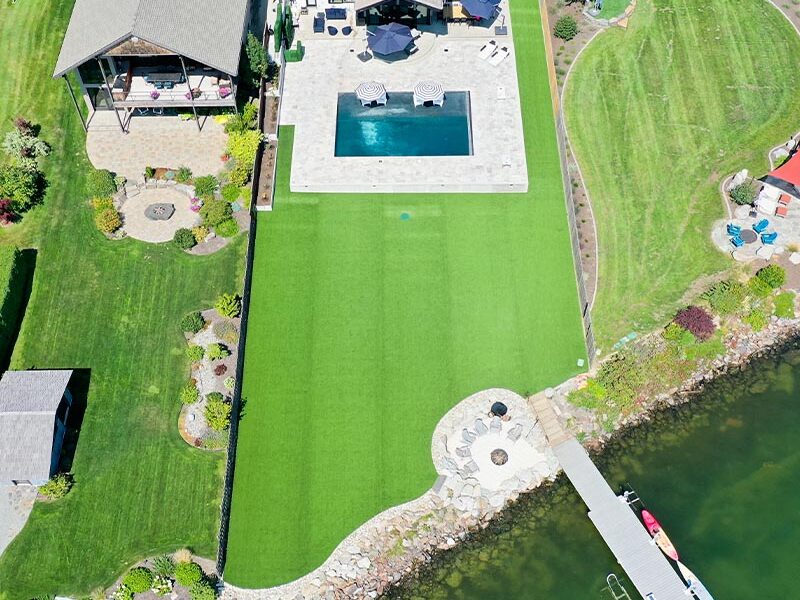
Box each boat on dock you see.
[641,509,680,561]
[677,561,715,600]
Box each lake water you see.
[388,345,800,599]
[335,92,472,157]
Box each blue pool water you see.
[335,92,473,157]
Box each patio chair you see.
[776,205,789,218]
[488,46,510,66]
[726,223,741,236]
[479,40,497,60]
[779,194,792,206]
[753,218,769,233]
[762,232,778,245]
[474,418,488,436]
[313,12,325,33]
[730,236,745,248]
[342,25,352,35]
[328,25,338,35]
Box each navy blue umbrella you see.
[368,22,413,55]
[460,0,501,20]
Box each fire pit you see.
[490,448,509,466]
[490,402,508,417]
[144,203,175,221]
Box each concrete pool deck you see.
[280,11,528,193]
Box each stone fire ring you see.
[145,203,175,221]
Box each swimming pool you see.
[334,92,473,157]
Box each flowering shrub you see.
[150,90,160,99]
[219,86,232,98]
[151,575,173,596]
[674,306,715,341]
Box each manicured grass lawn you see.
[564,0,800,349]
[224,0,586,587]
[0,2,246,597]
[598,0,630,19]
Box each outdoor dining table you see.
[740,229,758,244]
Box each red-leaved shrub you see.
[0,199,15,225]
[674,305,715,341]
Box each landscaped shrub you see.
[284,41,305,63]
[39,473,73,499]
[186,345,205,362]
[86,168,117,198]
[180,382,200,405]
[181,311,206,333]
[553,15,578,41]
[743,309,768,332]
[122,567,153,593]
[189,580,216,600]
[702,280,746,315]
[215,218,239,238]
[222,183,241,203]
[152,554,176,577]
[730,182,757,205]
[756,264,786,289]
[213,319,240,344]
[214,364,228,376]
[747,275,773,299]
[3,120,50,170]
[207,343,230,361]
[273,5,284,54]
[662,322,694,347]
[227,130,263,172]
[193,175,218,199]
[205,396,232,431]
[111,586,133,600]
[595,351,643,409]
[0,163,43,212]
[151,575,173,596]
[0,198,15,224]
[144,166,156,179]
[674,306,715,341]
[215,293,241,318]
[227,161,252,187]
[174,561,203,587]
[224,376,236,390]
[174,548,193,563]
[192,225,209,243]
[206,391,224,403]
[90,197,114,212]
[174,227,197,249]
[95,207,122,233]
[200,198,232,227]
[774,291,795,319]
[176,166,193,183]
[224,103,258,134]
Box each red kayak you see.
[641,510,680,561]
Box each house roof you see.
[355,0,444,12]
[0,370,73,482]
[53,0,250,78]
[761,151,800,199]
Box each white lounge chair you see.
[488,46,510,66]
[478,40,497,60]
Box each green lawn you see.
[564,0,800,349]
[224,0,586,587]
[598,0,630,19]
[0,2,245,597]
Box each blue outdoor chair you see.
[730,236,745,248]
[342,25,352,35]
[761,232,778,245]
[753,219,769,233]
[727,223,741,236]
[328,25,338,35]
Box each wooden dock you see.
[530,394,692,600]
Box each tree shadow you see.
[58,368,91,474]
[0,248,37,372]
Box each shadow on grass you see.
[0,248,37,372]
[59,368,91,474]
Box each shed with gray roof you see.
[0,370,74,485]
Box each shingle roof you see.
[0,370,73,482]
[53,0,250,78]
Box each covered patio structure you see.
[356,0,444,26]
[53,0,251,133]
[760,149,800,200]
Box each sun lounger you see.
[776,205,788,218]
[488,46,510,66]
[726,223,741,236]
[753,218,769,233]
[478,40,497,60]
[761,232,778,245]
[779,194,792,206]
[730,236,745,248]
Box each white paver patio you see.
[86,112,228,182]
[121,187,200,243]
[280,7,528,193]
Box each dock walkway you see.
[530,394,691,600]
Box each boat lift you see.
[602,574,633,600]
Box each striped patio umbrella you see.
[413,80,445,106]
[355,81,387,105]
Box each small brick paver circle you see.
[121,188,201,243]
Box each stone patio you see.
[120,186,200,243]
[86,112,228,182]
[280,2,528,193]
[0,484,37,556]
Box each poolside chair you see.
[726,223,741,236]
[478,40,497,59]
[342,25,352,36]
[462,428,477,444]
[327,25,338,35]
[761,232,778,245]
[779,194,792,206]
[776,205,789,218]
[730,236,745,248]
[753,218,769,233]
[488,46,510,66]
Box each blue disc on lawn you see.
[400,212,411,220]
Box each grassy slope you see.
[598,0,631,19]
[564,0,800,348]
[224,0,586,587]
[0,2,245,597]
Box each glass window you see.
[88,87,113,110]
[78,61,104,85]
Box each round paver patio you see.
[121,188,200,243]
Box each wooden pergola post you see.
[63,75,88,132]
[179,56,201,132]
[96,57,126,133]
